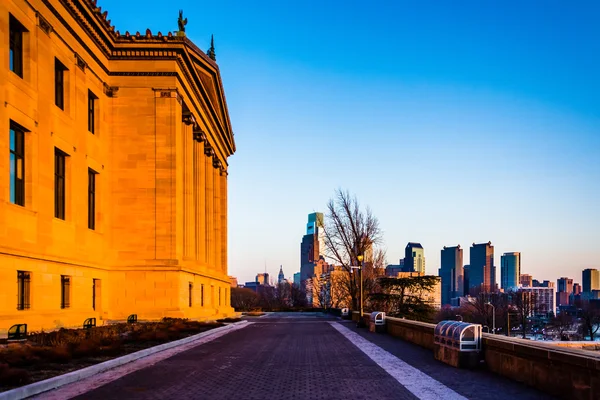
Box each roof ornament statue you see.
[177,10,188,34]
[207,34,216,61]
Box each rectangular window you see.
[9,122,25,206]
[9,15,25,78]
[17,271,31,310]
[88,90,97,133]
[92,279,98,310]
[61,275,71,309]
[189,282,193,307]
[88,169,96,229]
[55,148,66,219]
[201,284,204,307]
[55,59,67,109]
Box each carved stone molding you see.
[75,53,87,71]
[182,111,196,126]
[212,156,222,169]
[193,129,206,142]
[204,145,214,157]
[103,83,119,97]
[37,13,53,35]
[219,167,228,176]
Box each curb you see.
[0,321,248,400]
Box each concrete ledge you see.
[0,321,248,400]
[343,310,600,399]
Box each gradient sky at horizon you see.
[100,0,600,286]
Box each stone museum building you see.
[0,0,236,334]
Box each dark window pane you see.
[55,59,66,110]
[9,123,25,206]
[88,91,97,133]
[61,275,71,309]
[88,169,96,230]
[17,271,31,310]
[9,15,24,78]
[55,149,66,219]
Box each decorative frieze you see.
[193,129,206,143]
[37,12,53,35]
[75,53,87,71]
[103,83,119,97]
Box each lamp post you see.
[486,302,495,334]
[357,254,365,328]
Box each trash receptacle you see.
[341,308,350,319]
[369,311,386,333]
[434,320,482,368]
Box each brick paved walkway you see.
[63,313,551,400]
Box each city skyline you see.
[96,0,600,286]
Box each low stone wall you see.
[346,311,599,400]
[482,334,600,400]
[385,317,436,350]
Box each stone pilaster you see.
[213,156,221,274]
[204,144,215,269]
[220,169,228,275]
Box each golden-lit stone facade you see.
[0,0,236,335]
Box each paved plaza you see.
[39,313,552,400]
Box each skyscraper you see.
[278,266,285,284]
[556,277,573,307]
[468,242,495,294]
[500,252,521,291]
[582,269,600,293]
[300,212,325,282]
[439,245,464,306]
[404,243,425,273]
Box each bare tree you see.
[511,290,538,339]
[290,283,307,308]
[274,282,292,308]
[548,313,575,340]
[231,288,259,311]
[579,301,600,341]
[322,189,384,311]
[312,274,330,309]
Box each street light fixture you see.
[486,302,495,334]
[357,254,365,328]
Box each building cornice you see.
[40,0,235,158]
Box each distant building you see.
[385,263,404,276]
[229,276,239,288]
[541,280,555,288]
[469,242,495,294]
[404,243,425,274]
[556,277,573,307]
[463,265,470,296]
[300,212,325,283]
[439,245,464,306]
[500,252,521,291]
[557,277,573,294]
[278,266,285,284]
[582,269,600,293]
[293,272,301,286]
[520,274,533,287]
[518,287,556,316]
[573,283,582,295]
[256,273,270,286]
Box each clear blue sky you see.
[100,0,600,286]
